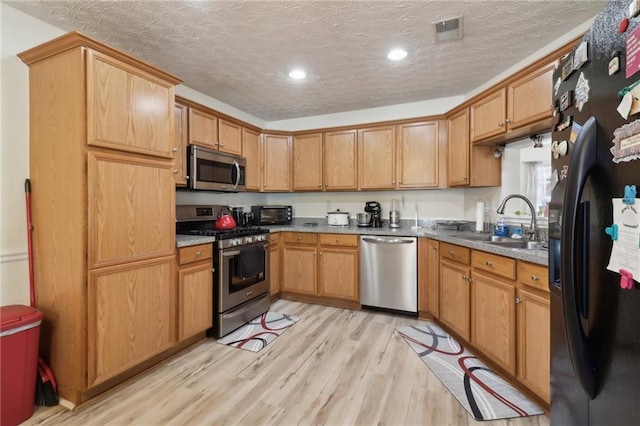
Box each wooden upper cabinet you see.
[324,129,358,190]
[188,108,218,149]
[87,151,176,269]
[293,132,323,191]
[242,127,261,191]
[218,118,242,155]
[507,61,556,131]
[448,109,470,187]
[470,88,507,143]
[262,134,291,192]
[397,121,439,188]
[358,126,395,190]
[173,102,188,186]
[87,50,174,158]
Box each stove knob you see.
[259,235,266,241]
[245,236,253,244]
[230,239,238,247]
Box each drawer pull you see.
[336,238,340,242]
[297,236,302,241]
[195,251,202,256]
[485,261,493,267]
[515,297,522,304]
[531,274,540,281]
[448,250,455,255]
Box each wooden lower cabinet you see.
[418,238,439,317]
[269,233,281,296]
[471,271,516,375]
[282,232,359,303]
[177,243,213,342]
[439,258,471,341]
[88,256,176,387]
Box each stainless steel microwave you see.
[251,205,293,225]
[186,145,246,192]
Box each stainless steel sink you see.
[455,234,545,250]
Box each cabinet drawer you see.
[472,251,516,280]
[178,244,213,265]
[518,261,549,292]
[319,234,358,247]
[283,232,318,245]
[440,243,470,265]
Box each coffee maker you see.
[364,201,383,227]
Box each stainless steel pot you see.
[327,209,350,226]
[357,212,372,225]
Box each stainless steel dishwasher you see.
[359,235,417,314]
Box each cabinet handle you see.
[264,183,267,187]
[505,118,511,124]
[399,180,402,184]
[531,274,540,281]
[335,238,340,242]
[172,147,178,153]
[515,297,522,304]
[448,250,455,256]
[463,176,468,180]
[173,169,179,174]
[319,252,323,256]
[324,183,328,187]
[432,246,437,251]
[296,236,302,240]
[313,251,317,255]
[498,121,504,127]
[211,267,215,273]
[485,261,493,267]
[392,180,395,184]
[318,184,322,188]
[195,251,202,256]
[220,143,224,147]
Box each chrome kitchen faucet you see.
[496,194,538,240]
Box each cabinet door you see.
[517,287,550,403]
[173,102,188,186]
[447,109,470,187]
[418,238,430,313]
[324,130,358,190]
[318,247,358,301]
[242,128,261,191]
[178,262,213,341]
[87,50,174,158]
[282,245,317,295]
[269,234,281,296]
[397,121,439,188]
[262,134,291,192]
[218,118,243,155]
[470,88,507,143]
[471,271,517,374]
[293,133,323,191]
[507,62,555,131]
[439,259,471,340]
[358,126,395,190]
[87,256,176,387]
[189,108,218,149]
[427,239,440,317]
[88,152,175,269]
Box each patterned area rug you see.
[217,311,299,352]
[397,323,544,421]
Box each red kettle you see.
[215,206,236,230]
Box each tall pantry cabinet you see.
[19,32,182,405]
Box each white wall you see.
[0,4,64,306]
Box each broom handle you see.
[25,178,35,308]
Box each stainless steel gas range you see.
[176,205,271,337]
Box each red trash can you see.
[1,305,43,426]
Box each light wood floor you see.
[25,300,550,426]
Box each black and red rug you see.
[397,323,544,421]
[217,311,299,352]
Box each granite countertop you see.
[175,218,548,266]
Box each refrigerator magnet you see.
[560,90,573,111]
[612,119,640,162]
[570,122,582,143]
[606,197,640,282]
[561,55,575,80]
[552,107,561,125]
[554,77,562,96]
[551,141,568,159]
[574,73,590,112]
[574,42,589,69]
[609,53,620,75]
[557,115,572,132]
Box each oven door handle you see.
[222,250,241,257]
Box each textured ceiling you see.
[7,1,606,121]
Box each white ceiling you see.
[7,1,606,121]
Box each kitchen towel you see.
[237,246,265,278]
[475,201,485,232]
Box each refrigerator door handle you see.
[561,115,597,399]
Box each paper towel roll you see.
[475,201,485,232]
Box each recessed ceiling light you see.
[289,69,307,80]
[387,48,407,61]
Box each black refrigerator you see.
[550,1,640,425]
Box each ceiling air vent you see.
[434,16,463,42]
